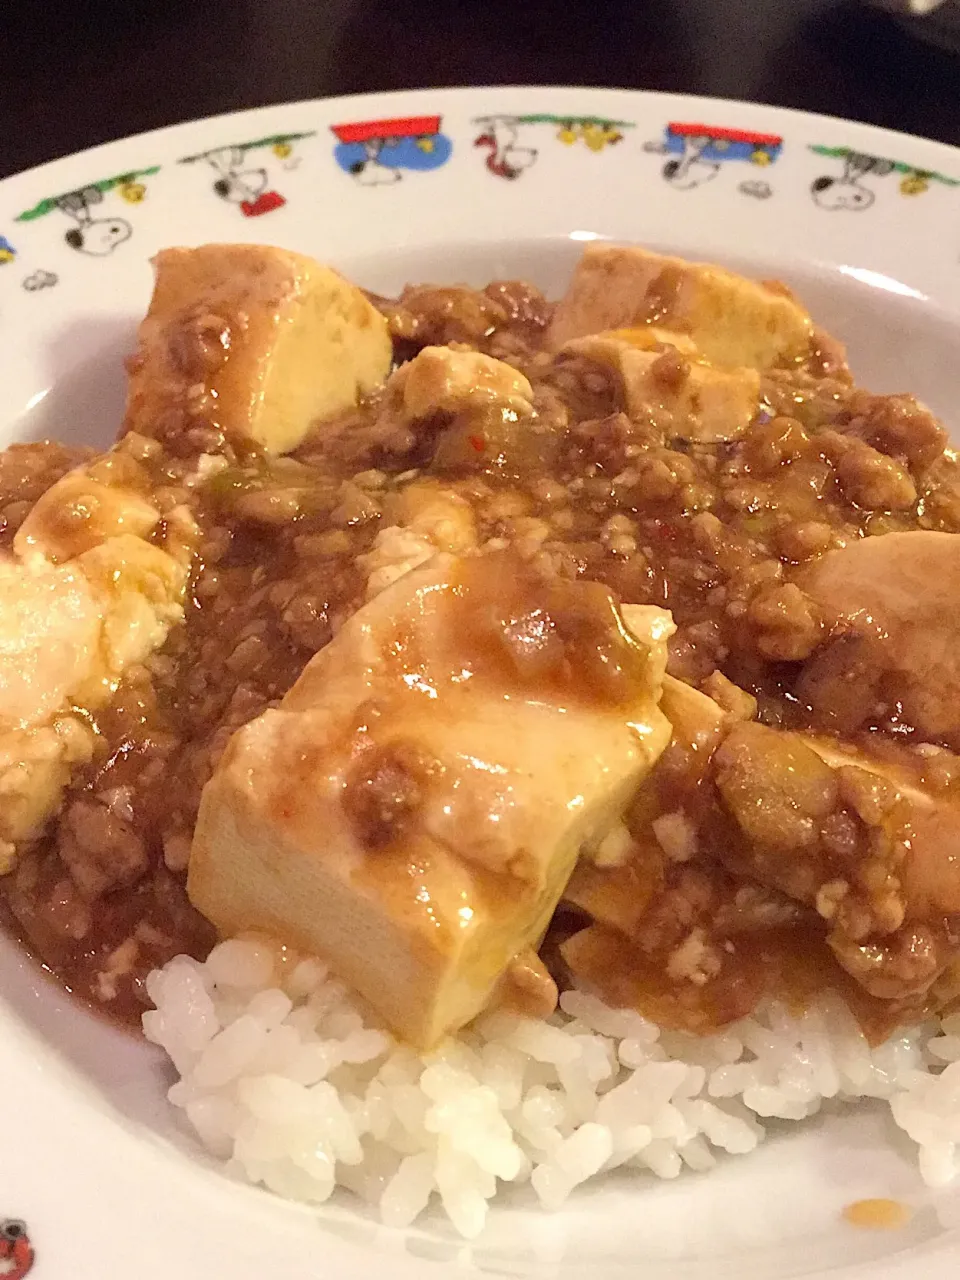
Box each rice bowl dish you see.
[5,228,960,1248]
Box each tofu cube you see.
[565,333,761,442]
[122,245,393,455]
[547,244,813,370]
[188,553,672,1048]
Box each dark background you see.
[2,0,959,180]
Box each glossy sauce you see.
[2,275,960,1033]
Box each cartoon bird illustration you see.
[581,122,607,152]
[474,117,538,180]
[557,121,578,146]
[0,1220,34,1279]
[272,142,293,160]
[0,236,15,264]
[900,170,931,196]
[119,181,147,203]
[579,121,626,152]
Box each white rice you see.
[143,936,960,1238]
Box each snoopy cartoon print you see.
[647,128,719,190]
[809,145,960,210]
[0,1220,34,1280]
[57,187,132,255]
[331,116,453,185]
[473,116,538,181]
[15,167,158,257]
[810,151,893,210]
[645,123,782,198]
[180,133,315,216]
[472,113,631,181]
[204,146,284,215]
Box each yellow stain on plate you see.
[842,1198,912,1231]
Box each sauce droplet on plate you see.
[842,1198,912,1230]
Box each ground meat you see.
[58,799,148,898]
[819,431,918,511]
[829,924,944,1001]
[746,582,821,660]
[482,280,552,331]
[714,723,838,873]
[342,741,426,849]
[795,634,882,735]
[808,326,851,380]
[844,390,947,478]
[382,284,510,348]
[3,270,958,1034]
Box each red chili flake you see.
[468,434,486,453]
[656,519,682,544]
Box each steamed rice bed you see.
[145,936,960,1237]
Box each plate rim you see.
[3,84,959,196]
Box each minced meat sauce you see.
[3,277,960,1031]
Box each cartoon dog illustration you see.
[14,166,158,256]
[0,1220,34,1280]
[332,116,453,184]
[56,186,132,255]
[657,131,720,190]
[347,138,403,186]
[473,116,538,181]
[646,123,783,194]
[205,147,286,216]
[810,151,895,211]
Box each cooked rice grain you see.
[144,938,960,1237]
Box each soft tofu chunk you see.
[798,531,960,744]
[0,454,194,868]
[564,672,727,933]
[547,244,813,370]
[74,534,190,705]
[396,346,534,420]
[565,333,760,442]
[0,538,186,868]
[0,557,101,732]
[15,462,159,564]
[360,479,478,599]
[122,245,393,455]
[621,603,676,687]
[188,552,672,1048]
[0,718,94,873]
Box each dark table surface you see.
[2,0,959,182]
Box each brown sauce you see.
[2,274,960,1033]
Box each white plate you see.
[2,87,960,1280]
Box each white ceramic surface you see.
[2,87,960,1280]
